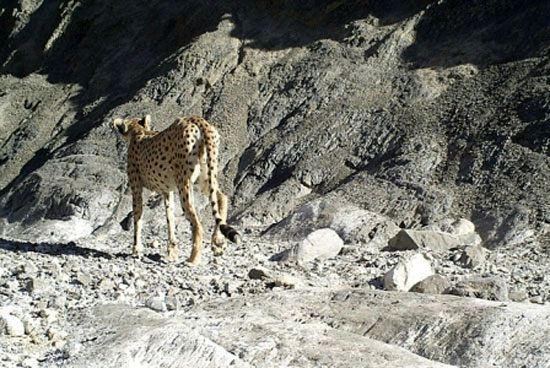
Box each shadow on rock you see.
[403,0,550,68]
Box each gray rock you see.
[62,304,251,368]
[39,308,58,324]
[275,228,344,264]
[97,278,115,291]
[265,198,400,246]
[165,296,180,311]
[62,289,550,368]
[25,277,49,294]
[51,295,67,310]
[271,273,301,289]
[475,206,536,249]
[386,229,460,252]
[18,262,38,276]
[146,297,167,313]
[508,289,529,302]
[456,245,487,268]
[76,273,92,287]
[22,316,39,336]
[62,302,451,368]
[445,277,509,301]
[383,253,434,292]
[410,274,451,295]
[248,267,269,280]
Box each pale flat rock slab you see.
[190,289,550,368]
[59,304,251,368]
[62,302,453,368]
[60,289,550,368]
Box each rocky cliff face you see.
[0,1,549,367]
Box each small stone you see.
[165,296,179,311]
[451,253,461,262]
[248,267,270,280]
[22,317,39,335]
[383,253,434,292]
[47,328,68,342]
[97,278,115,291]
[6,279,19,291]
[22,358,39,368]
[410,274,451,295]
[146,297,167,312]
[509,289,529,302]
[51,295,67,309]
[135,279,147,289]
[273,274,300,288]
[25,278,50,294]
[57,272,71,283]
[0,313,25,336]
[151,240,160,249]
[529,296,544,305]
[76,273,92,286]
[39,308,58,323]
[17,262,38,276]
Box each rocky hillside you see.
[1,0,549,367]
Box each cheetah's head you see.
[113,115,151,140]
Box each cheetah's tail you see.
[220,224,241,244]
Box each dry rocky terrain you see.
[1,1,549,367]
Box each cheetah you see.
[113,114,240,264]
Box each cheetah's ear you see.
[113,118,127,135]
[139,115,151,130]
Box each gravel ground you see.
[0,225,548,367]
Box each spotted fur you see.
[113,115,240,264]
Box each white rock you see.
[383,253,434,292]
[0,313,25,337]
[146,297,168,312]
[47,328,68,342]
[450,218,476,235]
[39,308,58,324]
[22,358,39,368]
[279,228,344,263]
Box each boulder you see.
[455,245,487,268]
[386,229,461,252]
[445,277,509,301]
[264,199,400,247]
[383,253,434,292]
[410,274,451,295]
[274,228,344,264]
